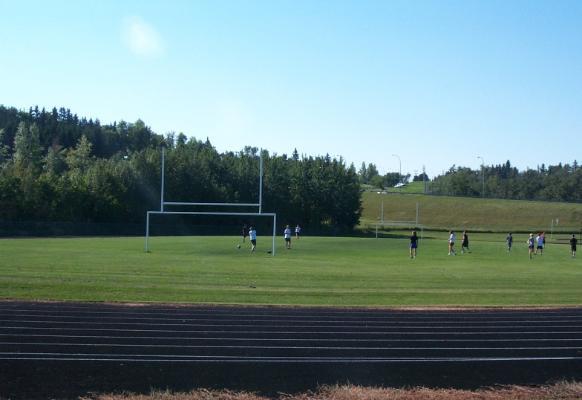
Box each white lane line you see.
[3,326,582,336]
[2,333,582,343]
[2,342,582,351]
[3,312,582,324]
[1,353,582,363]
[3,319,582,330]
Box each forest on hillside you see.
[0,106,361,232]
[428,162,582,202]
[355,160,582,203]
[1,104,580,236]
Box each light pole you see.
[392,154,401,183]
[477,156,484,198]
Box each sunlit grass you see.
[1,235,581,306]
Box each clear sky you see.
[1,0,581,177]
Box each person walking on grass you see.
[506,233,513,253]
[527,233,535,259]
[571,234,578,258]
[295,224,301,239]
[535,232,544,255]
[461,231,470,254]
[448,231,456,256]
[409,230,418,259]
[284,225,292,249]
[249,226,257,252]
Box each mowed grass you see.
[1,234,581,306]
[361,191,582,232]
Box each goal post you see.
[145,211,277,255]
[375,200,423,240]
[145,146,278,256]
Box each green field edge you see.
[3,298,581,311]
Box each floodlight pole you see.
[145,212,150,252]
[160,145,166,211]
[422,165,427,194]
[381,200,384,223]
[392,154,401,183]
[477,156,484,198]
[272,213,276,256]
[259,150,263,214]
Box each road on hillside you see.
[1,301,582,399]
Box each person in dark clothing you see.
[461,231,470,254]
[409,230,418,259]
[242,224,248,243]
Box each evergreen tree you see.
[13,122,43,171]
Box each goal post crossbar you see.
[159,146,264,213]
[145,211,277,256]
[163,202,260,207]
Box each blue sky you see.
[1,0,581,177]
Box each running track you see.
[1,301,582,399]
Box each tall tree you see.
[13,122,42,171]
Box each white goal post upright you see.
[145,147,277,255]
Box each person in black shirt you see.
[461,231,470,254]
[506,233,513,253]
[571,234,578,258]
[409,230,418,259]
[241,224,248,243]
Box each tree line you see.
[429,161,582,202]
[0,106,361,231]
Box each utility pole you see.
[477,156,485,198]
[392,154,401,183]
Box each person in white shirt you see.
[284,225,292,249]
[295,224,301,239]
[527,233,535,259]
[249,226,257,252]
[448,231,456,256]
[535,233,544,255]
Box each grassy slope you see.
[1,235,581,306]
[360,191,582,232]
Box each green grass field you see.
[1,234,580,307]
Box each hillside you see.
[360,191,582,232]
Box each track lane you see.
[1,301,582,399]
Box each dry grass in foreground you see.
[84,381,582,400]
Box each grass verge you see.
[82,382,582,400]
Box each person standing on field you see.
[571,234,578,258]
[284,225,292,249]
[527,233,535,259]
[506,233,513,253]
[241,224,248,243]
[409,230,418,259]
[448,231,456,256]
[461,231,470,254]
[535,232,544,255]
[295,224,301,239]
[249,226,257,252]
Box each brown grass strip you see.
[82,381,582,400]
